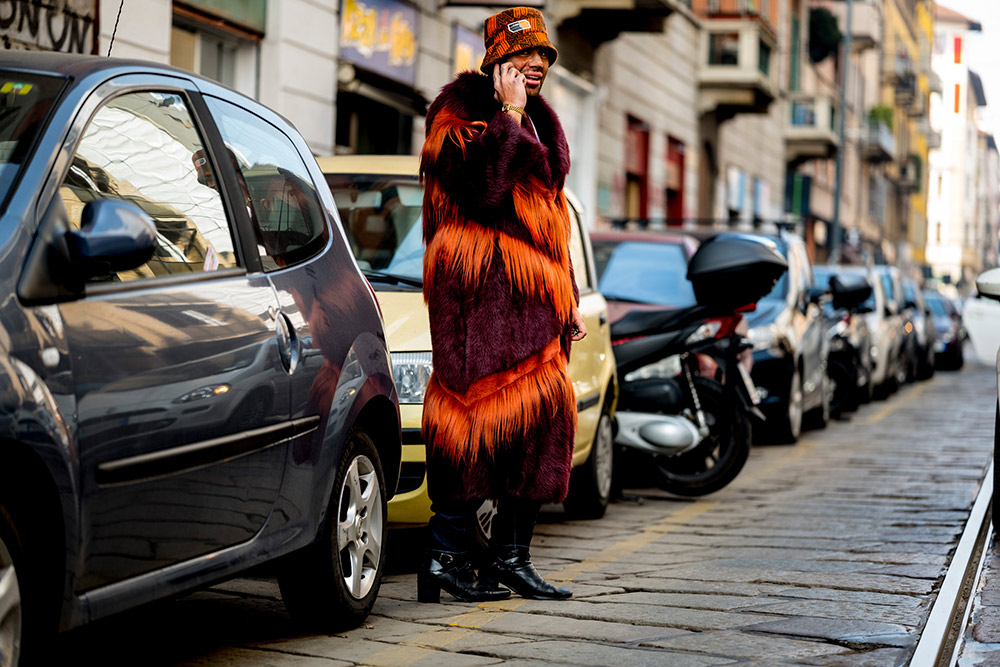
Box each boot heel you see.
[417,571,441,603]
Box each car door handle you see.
[275,312,300,375]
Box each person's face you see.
[504,47,550,96]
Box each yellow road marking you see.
[550,501,719,582]
[862,382,930,425]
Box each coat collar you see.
[431,71,570,191]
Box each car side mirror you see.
[63,199,157,279]
[977,267,1000,302]
[19,197,158,305]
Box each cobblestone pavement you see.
[54,365,997,666]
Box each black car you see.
[0,53,401,662]
[745,232,830,443]
[813,265,875,415]
[924,288,964,370]
[902,278,936,380]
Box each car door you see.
[793,241,825,402]
[51,80,292,591]
[565,198,610,452]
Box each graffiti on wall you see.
[0,0,95,54]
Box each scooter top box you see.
[686,233,789,309]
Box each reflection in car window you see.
[60,91,237,282]
[0,71,65,209]
[205,96,329,271]
[325,173,423,280]
[592,241,696,307]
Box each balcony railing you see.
[862,119,895,163]
[785,92,839,162]
[698,18,779,116]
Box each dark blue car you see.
[0,53,400,664]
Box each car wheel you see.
[563,404,614,520]
[774,366,803,444]
[278,428,387,631]
[0,506,22,667]
[805,367,831,429]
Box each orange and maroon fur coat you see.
[420,72,579,503]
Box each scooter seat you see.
[611,305,707,339]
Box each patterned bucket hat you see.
[481,7,558,74]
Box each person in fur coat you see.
[416,7,588,604]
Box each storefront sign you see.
[177,0,267,34]
[453,24,484,74]
[0,0,96,54]
[340,0,417,86]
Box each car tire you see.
[805,368,831,429]
[563,402,614,520]
[278,428,387,632]
[773,365,803,444]
[0,504,22,667]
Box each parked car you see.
[745,232,830,443]
[923,288,964,370]
[975,269,1000,531]
[813,265,874,415]
[871,265,909,394]
[0,53,403,663]
[317,155,618,524]
[902,278,936,380]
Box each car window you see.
[880,272,895,303]
[593,240,696,307]
[0,71,65,210]
[925,293,948,317]
[59,91,238,282]
[325,172,423,278]
[205,96,329,272]
[567,202,591,291]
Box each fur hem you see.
[422,339,573,464]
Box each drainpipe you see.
[831,0,854,263]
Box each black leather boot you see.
[417,551,511,603]
[484,546,572,600]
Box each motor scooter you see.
[824,275,874,418]
[610,233,788,497]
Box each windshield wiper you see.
[362,270,423,288]
[602,294,656,305]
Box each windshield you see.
[0,71,66,208]
[324,172,424,282]
[592,240,696,307]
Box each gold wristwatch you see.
[501,103,525,116]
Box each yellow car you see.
[318,155,617,528]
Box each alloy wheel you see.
[0,535,20,667]
[593,414,614,500]
[788,367,803,439]
[337,454,383,600]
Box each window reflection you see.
[59,91,237,282]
